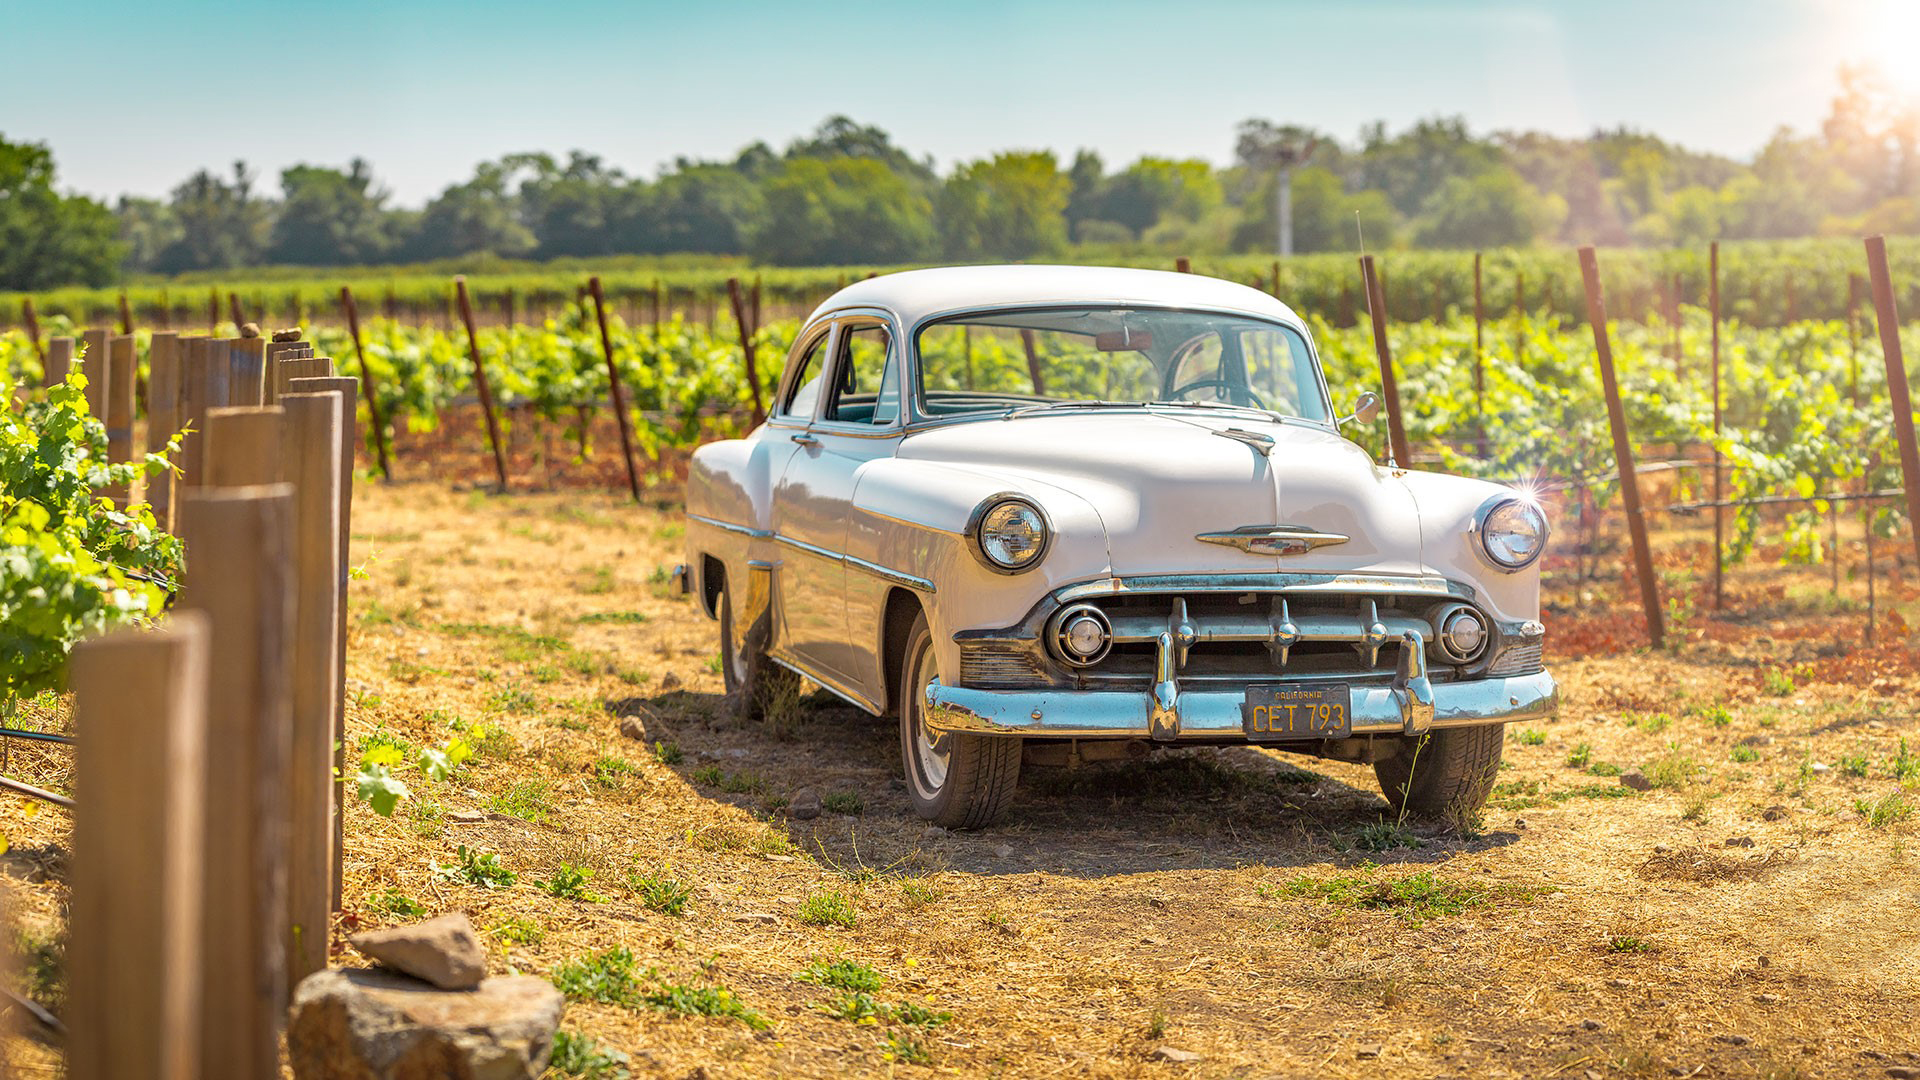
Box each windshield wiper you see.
[1001,400,1141,419]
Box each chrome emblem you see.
[1197,524,1350,556]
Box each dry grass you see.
[4,479,1920,1078]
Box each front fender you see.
[1398,469,1542,624]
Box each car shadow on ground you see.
[606,689,1520,880]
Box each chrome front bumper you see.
[924,668,1557,740]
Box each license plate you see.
[1242,683,1352,740]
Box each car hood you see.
[895,411,1425,577]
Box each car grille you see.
[958,643,1048,689]
[1486,640,1544,677]
[1066,590,1434,688]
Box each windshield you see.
[914,306,1329,423]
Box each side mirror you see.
[1340,391,1381,427]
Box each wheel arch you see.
[879,587,926,717]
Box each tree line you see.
[4,67,1916,291]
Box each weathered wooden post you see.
[176,482,293,1080]
[275,356,334,403]
[229,337,267,406]
[66,615,210,1080]
[1472,251,1485,456]
[287,375,357,911]
[1578,246,1665,648]
[21,298,45,365]
[81,329,110,418]
[1174,256,1191,273]
[147,333,181,528]
[44,336,74,386]
[454,276,509,490]
[104,335,137,505]
[340,286,393,480]
[725,277,766,426]
[1864,235,1920,570]
[279,391,343,989]
[588,276,644,502]
[1358,254,1412,467]
[1710,242,1724,610]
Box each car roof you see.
[807,264,1308,330]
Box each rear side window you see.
[780,330,831,418]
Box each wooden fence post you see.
[287,374,357,911]
[726,277,766,426]
[203,407,284,489]
[588,276,644,501]
[1174,257,1191,273]
[1864,235,1920,570]
[1710,242,1724,610]
[340,286,393,481]
[44,336,74,387]
[147,333,181,529]
[22,298,45,365]
[229,338,266,406]
[104,336,137,505]
[81,329,109,419]
[275,356,334,403]
[1472,251,1485,455]
[206,338,232,409]
[1578,246,1665,648]
[118,292,134,335]
[1358,254,1412,467]
[66,615,210,1080]
[176,483,294,1080]
[454,277,509,490]
[279,391,343,989]
[177,340,211,491]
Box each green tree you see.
[115,196,182,274]
[405,162,535,260]
[157,161,271,272]
[752,157,934,265]
[646,163,763,254]
[1233,166,1395,253]
[1412,166,1564,249]
[938,151,1070,260]
[268,159,394,266]
[0,136,121,289]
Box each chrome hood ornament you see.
[1196,524,1350,556]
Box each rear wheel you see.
[898,612,1020,830]
[718,581,800,722]
[1373,725,1505,823]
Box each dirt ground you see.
[6,475,1920,1079]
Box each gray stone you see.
[350,913,487,990]
[1149,1046,1202,1063]
[1356,1044,1383,1059]
[1620,770,1653,791]
[789,787,823,820]
[287,969,563,1080]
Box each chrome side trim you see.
[1195,524,1350,557]
[772,534,934,594]
[769,654,884,715]
[846,554,935,593]
[688,513,773,540]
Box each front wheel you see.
[898,612,1020,830]
[1373,725,1505,823]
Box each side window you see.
[779,330,831,419]
[824,323,899,425]
[1242,328,1309,413]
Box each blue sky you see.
[3,0,1909,206]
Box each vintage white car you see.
[681,266,1556,829]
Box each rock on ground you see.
[350,913,487,990]
[789,787,823,820]
[288,968,563,1080]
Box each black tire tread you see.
[900,613,1020,830]
[1374,724,1505,820]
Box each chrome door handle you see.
[791,434,819,447]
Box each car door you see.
[772,315,903,697]
[762,326,832,666]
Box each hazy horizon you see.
[5,0,1916,208]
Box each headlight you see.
[973,497,1049,572]
[1476,498,1548,571]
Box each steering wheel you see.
[1168,378,1268,411]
